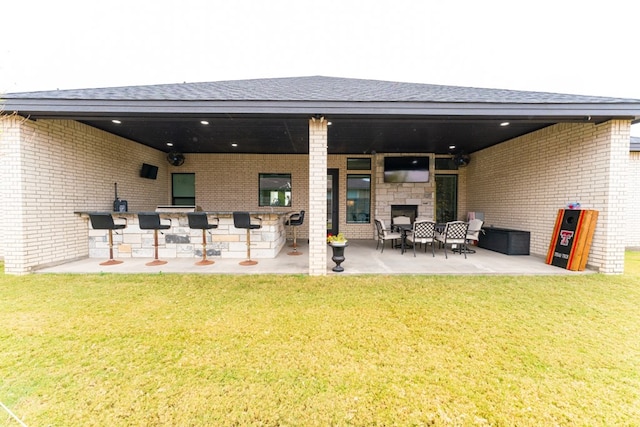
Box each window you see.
[172,173,195,205]
[259,173,292,207]
[435,157,459,170]
[435,174,458,223]
[347,158,371,170]
[346,174,371,223]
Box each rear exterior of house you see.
[626,136,640,248]
[1,77,639,274]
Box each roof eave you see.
[2,99,640,120]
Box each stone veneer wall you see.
[373,153,435,234]
[88,213,287,260]
[465,120,630,273]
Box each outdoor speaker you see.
[140,163,158,179]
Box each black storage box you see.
[478,227,530,255]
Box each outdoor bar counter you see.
[77,207,294,261]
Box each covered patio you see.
[35,239,591,275]
[3,76,640,275]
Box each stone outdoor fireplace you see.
[391,204,418,225]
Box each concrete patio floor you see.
[35,239,594,275]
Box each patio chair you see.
[463,218,484,254]
[435,221,469,259]
[391,215,411,232]
[187,212,219,265]
[406,219,436,257]
[88,212,127,266]
[374,218,402,253]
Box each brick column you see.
[0,116,27,274]
[308,117,328,275]
[600,120,630,273]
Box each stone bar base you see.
[83,212,289,260]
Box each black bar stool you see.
[285,210,305,256]
[138,212,172,266]
[88,212,127,266]
[233,211,262,266]
[187,212,219,266]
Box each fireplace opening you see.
[391,205,418,225]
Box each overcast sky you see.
[2,0,639,135]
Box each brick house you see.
[627,136,640,248]
[2,76,640,275]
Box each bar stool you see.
[233,211,262,266]
[187,212,219,266]
[285,210,305,256]
[138,212,172,266]
[88,212,127,266]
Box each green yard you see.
[1,256,640,426]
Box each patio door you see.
[435,174,458,223]
[327,169,339,236]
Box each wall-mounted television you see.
[140,163,159,180]
[384,156,429,183]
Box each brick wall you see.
[627,151,640,248]
[465,120,630,273]
[0,116,365,274]
[1,115,632,274]
[184,152,309,214]
[1,117,167,273]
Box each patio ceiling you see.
[77,115,560,155]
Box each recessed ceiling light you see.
[166,142,174,147]
[500,122,510,127]
[449,145,456,150]
[200,120,209,125]
[231,143,238,147]
[327,121,332,126]
[112,119,121,124]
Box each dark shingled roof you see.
[4,76,640,155]
[6,75,640,104]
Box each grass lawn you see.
[1,257,640,426]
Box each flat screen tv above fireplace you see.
[384,156,429,183]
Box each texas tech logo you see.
[559,230,574,246]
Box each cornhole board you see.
[546,209,598,271]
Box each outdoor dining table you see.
[393,223,414,254]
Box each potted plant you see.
[327,233,348,272]
[326,233,348,246]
